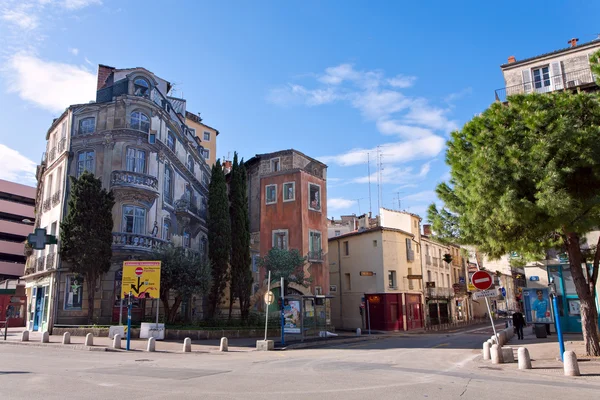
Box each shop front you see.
[26,275,54,332]
[365,293,423,331]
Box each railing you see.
[308,249,324,262]
[112,232,167,251]
[427,287,454,298]
[174,198,205,220]
[58,137,66,153]
[110,170,158,191]
[36,256,45,272]
[52,191,61,206]
[48,147,56,162]
[45,252,56,270]
[42,198,52,213]
[495,67,596,102]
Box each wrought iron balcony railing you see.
[426,287,454,298]
[45,252,56,270]
[58,137,66,153]
[52,191,61,206]
[42,198,52,213]
[112,232,167,251]
[110,170,158,191]
[308,249,324,262]
[174,198,206,220]
[36,256,45,272]
[495,67,596,102]
[48,147,56,162]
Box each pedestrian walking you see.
[512,309,526,340]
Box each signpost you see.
[121,261,161,351]
[472,289,499,300]
[470,264,499,341]
[264,271,271,341]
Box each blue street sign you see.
[459,277,466,284]
[501,287,506,297]
[529,276,540,281]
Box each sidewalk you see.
[0,327,374,352]
[476,327,600,378]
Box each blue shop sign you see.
[529,276,540,281]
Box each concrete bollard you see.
[41,331,49,343]
[147,337,155,352]
[85,333,93,346]
[564,351,581,376]
[356,328,361,336]
[62,332,71,345]
[483,342,491,360]
[113,334,121,349]
[21,330,29,342]
[501,347,515,363]
[183,337,191,352]
[220,337,228,352]
[499,331,507,346]
[518,347,532,369]
[491,344,504,364]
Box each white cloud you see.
[267,84,339,106]
[402,190,437,203]
[321,135,446,167]
[1,8,39,30]
[404,100,459,132]
[6,52,96,112]
[351,90,412,120]
[319,64,360,85]
[61,0,103,10]
[419,162,431,177]
[68,47,79,55]
[0,144,37,184]
[376,119,434,138]
[353,166,414,184]
[387,74,416,88]
[328,198,356,211]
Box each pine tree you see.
[207,159,231,319]
[428,89,600,356]
[60,172,114,324]
[229,153,252,322]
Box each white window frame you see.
[265,184,277,205]
[388,270,397,288]
[283,182,295,202]
[308,183,321,212]
[76,150,95,177]
[309,230,322,253]
[202,149,210,160]
[271,157,280,172]
[203,131,211,141]
[272,229,288,250]
[532,65,551,92]
[121,205,146,234]
[167,131,176,152]
[126,148,146,173]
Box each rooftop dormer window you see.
[134,78,150,97]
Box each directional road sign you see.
[121,261,161,299]
[472,289,499,300]
[471,270,493,290]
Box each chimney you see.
[568,38,579,48]
[423,224,432,236]
[97,64,114,90]
[507,56,516,64]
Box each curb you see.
[0,340,107,352]
[278,335,380,350]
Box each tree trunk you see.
[228,285,235,321]
[86,274,96,324]
[168,295,183,324]
[565,232,600,356]
[160,292,171,325]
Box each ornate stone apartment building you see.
[22,64,216,331]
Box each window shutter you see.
[551,62,564,90]
[522,69,532,93]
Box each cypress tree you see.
[60,172,114,324]
[207,159,231,319]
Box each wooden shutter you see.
[551,62,564,90]
[522,69,532,93]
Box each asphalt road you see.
[1,327,599,400]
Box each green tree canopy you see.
[60,172,114,324]
[429,91,600,355]
[258,248,310,294]
[207,159,231,318]
[151,245,212,324]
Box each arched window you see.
[164,166,173,204]
[187,155,194,173]
[134,78,150,97]
[130,111,150,133]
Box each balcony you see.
[36,256,45,272]
[58,137,66,154]
[52,191,61,207]
[174,198,206,231]
[308,249,324,262]
[45,252,56,270]
[42,198,52,213]
[112,232,167,254]
[48,147,56,163]
[426,287,454,299]
[110,170,159,207]
[495,67,597,102]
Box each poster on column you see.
[284,300,301,333]
[522,288,554,324]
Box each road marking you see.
[432,343,449,348]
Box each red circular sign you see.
[135,267,144,276]
[471,270,492,290]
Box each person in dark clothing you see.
[512,310,526,340]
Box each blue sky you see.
[1,0,599,220]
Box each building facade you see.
[496,37,600,102]
[185,111,218,167]
[329,209,424,331]
[0,179,35,280]
[421,233,453,325]
[22,64,216,331]
[246,150,329,301]
[327,215,358,238]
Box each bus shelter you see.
[282,295,334,341]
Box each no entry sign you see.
[471,270,493,290]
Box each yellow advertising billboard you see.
[121,261,161,299]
